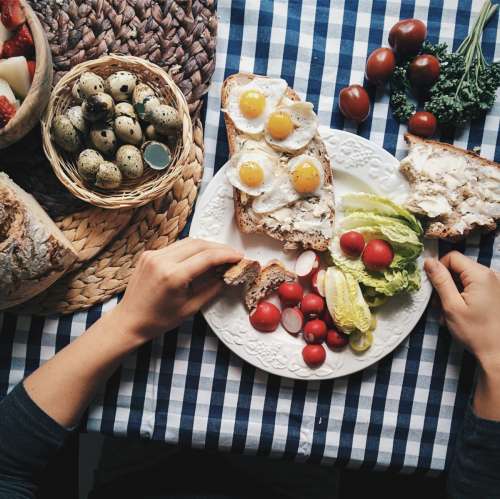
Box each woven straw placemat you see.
[4,0,216,315]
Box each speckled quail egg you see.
[143,97,161,117]
[78,72,105,98]
[72,81,84,103]
[132,83,156,106]
[95,161,122,190]
[89,123,117,156]
[116,144,144,179]
[115,102,137,119]
[114,115,143,146]
[52,115,82,153]
[77,149,104,181]
[82,93,115,122]
[105,71,137,102]
[147,104,182,134]
[66,106,88,135]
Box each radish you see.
[300,293,324,317]
[294,250,319,278]
[278,281,303,306]
[326,329,349,349]
[281,307,304,334]
[303,319,327,344]
[321,308,335,329]
[311,269,326,297]
[249,301,281,332]
[302,344,326,367]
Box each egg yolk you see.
[239,161,264,188]
[291,162,320,194]
[267,111,294,140]
[239,90,266,119]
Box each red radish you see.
[277,281,303,306]
[326,329,349,349]
[300,293,324,317]
[27,60,35,82]
[1,0,25,30]
[281,307,304,334]
[294,250,319,278]
[303,319,327,344]
[340,231,365,257]
[249,301,281,333]
[302,344,326,367]
[311,269,326,297]
[362,239,394,271]
[321,308,335,329]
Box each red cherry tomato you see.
[249,301,281,332]
[409,54,440,88]
[277,281,304,307]
[303,319,327,344]
[300,293,325,317]
[326,329,349,349]
[362,239,394,271]
[302,344,326,368]
[389,19,427,55]
[339,85,370,123]
[408,111,437,138]
[365,48,396,86]
[340,230,366,257]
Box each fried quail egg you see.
[251,171,300,214]
[226,151,277,196]
[288,154,324,196]
[264,102,318,152]
[226,78,287,135]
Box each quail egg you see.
[82,92,115,122]
[72,81,84,103]
[114,115,143,146]
[78,71,105,98]
[144,124,158,140]
[95,161,122,190]
[143,97,161,117]
[132,83,156,106]
[105,71,137,102]
[77,149,104,181]
[116,144,144,179]
[89,123,117,156]
[66,106,88,135]
[142,141,172,171]
[147,104,182,134]
[52,115,82,153]
[115,102,137,119]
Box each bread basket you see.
[41,55,193,209]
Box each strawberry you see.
[2,24,33,58]
[1,0,24,30]
[27,59,34,81]
[0,95,16,127]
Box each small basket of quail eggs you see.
[41,55,193,209]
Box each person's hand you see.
[424,251,500,372]
[112,238,242,343]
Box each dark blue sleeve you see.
[0,383,71,499]
[448,403,500,498]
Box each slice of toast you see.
[244,260,296,311]
[400,134,500,241]
[221,73,334,252]
[223,258,261,286]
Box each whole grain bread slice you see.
[223,258,261,286]
[221,73,334,252]
[400,133,500,241]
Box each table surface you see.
[2,0,500,472]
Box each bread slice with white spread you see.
[221,73,335,251]
[400,134,500,240]
[0,173,78,310]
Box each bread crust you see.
[221,73,334,251]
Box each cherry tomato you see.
[340,230,366,257]
[277,281,304,307]
[362,239,394,271]
[303,319,327,344]
[365,48,396,85]
[302,344,326,367]
[339,85,370,123]
[408,111,437,138]
[389,19,427,56]
[249,301,281,332]
[409,54,440,88]
[300,293,325,317]
[326,329,349,349]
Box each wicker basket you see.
[42,55,193,209]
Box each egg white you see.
[226,78,288,135]
[288,154,325,197]
[265,102,318,152]
[252,168,300,213]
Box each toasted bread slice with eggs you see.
[221,73,335,252]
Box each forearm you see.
[473,359,500,421]
[23,305,144,428]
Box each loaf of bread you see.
[0,173,78,310]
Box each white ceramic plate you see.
[189,128,437,380]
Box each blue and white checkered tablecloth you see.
[1,0,500,472]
